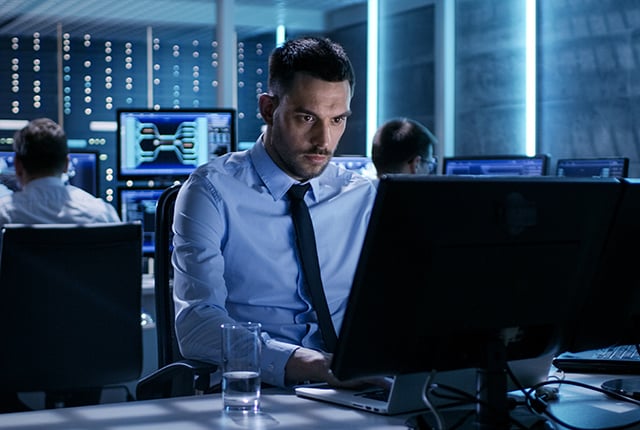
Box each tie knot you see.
[287,183,310,201]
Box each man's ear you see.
[258,93,277,125]
[408,155,421,174]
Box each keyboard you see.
[595,345,640,360]
[553,344,640,374]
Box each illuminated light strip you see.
[0,120,28,130]
[67,139,87,148]
[526,0,537,156]
[276,25,285,46]
[366,0,378,158]
[90,121,117,132]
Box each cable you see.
[524,378,640,430]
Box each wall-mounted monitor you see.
[117,108,237,181]
[442,154,549,176]
[556,157,629,178]
[117,186,166,255]
[0,150,99,196]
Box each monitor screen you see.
[64,151,99,196]
[331,175,623,423]
[556,157,629,178]
[442,154,549,176]
[117,108,236,180]
[118,187,165,255]
[330,155,377,179]
[0,150,98,195]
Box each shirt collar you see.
[22,175,66,190]
[250,135,321,202]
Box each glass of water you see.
[221,321,262,412]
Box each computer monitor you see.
[556,157,629,178]
[0,150,99,195]
[65,150,99,196]
[331,175,624,427]
[118,187,166,255]
[330,155,377,179]
[117,108,237,181]
[442,154,549,176]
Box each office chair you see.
[136,183,218,400]
[0,222,143,409]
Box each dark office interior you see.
[2,0,640,429]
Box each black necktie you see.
[287,183,338,353]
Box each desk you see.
[0,389,409,430]
[4,375,640,430]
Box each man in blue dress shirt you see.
[172,36,377,388]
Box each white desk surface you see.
[0,389,410,430]
[3,374,640,430]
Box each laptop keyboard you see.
[595,344,640,360]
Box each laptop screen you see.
[442,154,549,176]
[556,157,629,178]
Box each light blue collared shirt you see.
[0,176,120,226]
[172,138,377,387]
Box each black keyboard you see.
[553,344,640,374]
[594,345,640,360]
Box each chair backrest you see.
[154,183,182,368]
[0,222,143,393]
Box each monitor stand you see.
[407,338,546,430]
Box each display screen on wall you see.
[117,108,237,180]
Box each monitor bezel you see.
[116,107,237,181]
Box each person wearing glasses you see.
[371,118,438,179]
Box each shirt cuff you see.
[260,336,300,387]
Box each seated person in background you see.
[172,36,377,388]
[371,117,438,178]
[0,117,120,226]
[0,117,120,412]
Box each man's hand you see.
[284,347,390,389]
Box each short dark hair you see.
[371,118,438,174]
[268,36,355,97]
[13,117,69,175]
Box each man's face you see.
[261,73,352,181]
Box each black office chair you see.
[0,222,143,409]
[136,183,218,400]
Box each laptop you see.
[295,372,430,415]
[294,354,555,416]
